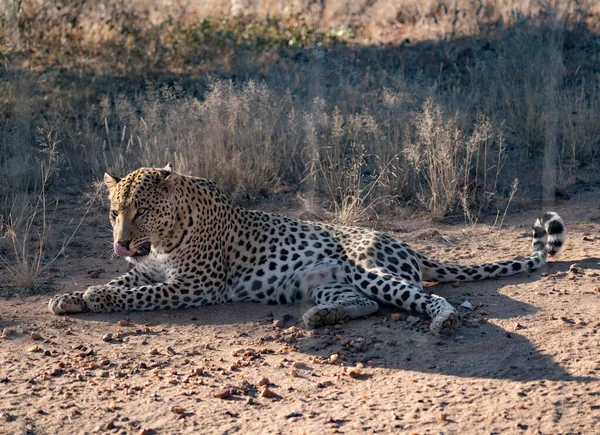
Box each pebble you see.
[101,333,113,342]
[330,354,339,362]
[460,300,473,309]
[257,377,270,386]
[213,388,234,399]
[259,386,277,398]
[30,332,42,340]
[171,406,185,415]
[345,367,361,378]
[391,313,402,321]
[116,320,130,327]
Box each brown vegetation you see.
[1,0,600,286]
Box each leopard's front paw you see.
[48,291,87,315]
[430,306,460,335]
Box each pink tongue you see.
[114,242,136,257]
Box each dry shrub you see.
[94,80,287,200]
[405,100,504,219]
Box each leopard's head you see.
[104,163,177,260]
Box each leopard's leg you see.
[303,283,379,328]
[48,264,162,315]
[81,277,225,312]
[367,275,458,334]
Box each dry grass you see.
[1,0,600,288]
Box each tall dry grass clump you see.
[0,129,60,289]
[405,100,504,219]
[91,80,292,201]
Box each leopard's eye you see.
[110,210,119,219]
[135,208,148,218]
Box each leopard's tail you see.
[532,211,566,256]
[418,211,565,283]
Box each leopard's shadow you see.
[77,258,597,383]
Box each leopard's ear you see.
[159,163,177,194]
[104,173,120,191]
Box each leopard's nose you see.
[117,240,130,250]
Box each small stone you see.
[259,386,277,398]
[149,348,159,355]
[345,367,361,378]
[452,282,460,288]
[569,264,583,274]
[0,412,15,422]
[190,368,204,376]
[116,320,130,327]
[139,429,154,435]
[101,419,115,430]
[439,413,447,421]
[329,354,339,362]
[101,333,113,342]
[171,406,185,415]
[30,332,42,340]
[334,324,342,330]
[391,313,402,321]
[515,403,526,409]
[213,388,234,399]
[29,345,42,353]
[290,369,298,377]
[460,300,473,310]
[257,377,270,386]
[166,346,176,355]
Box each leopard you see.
[48,164,566,334]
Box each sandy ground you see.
[1,191,600,435]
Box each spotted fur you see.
[48,165,565,334]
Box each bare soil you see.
[1,192,600,435]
